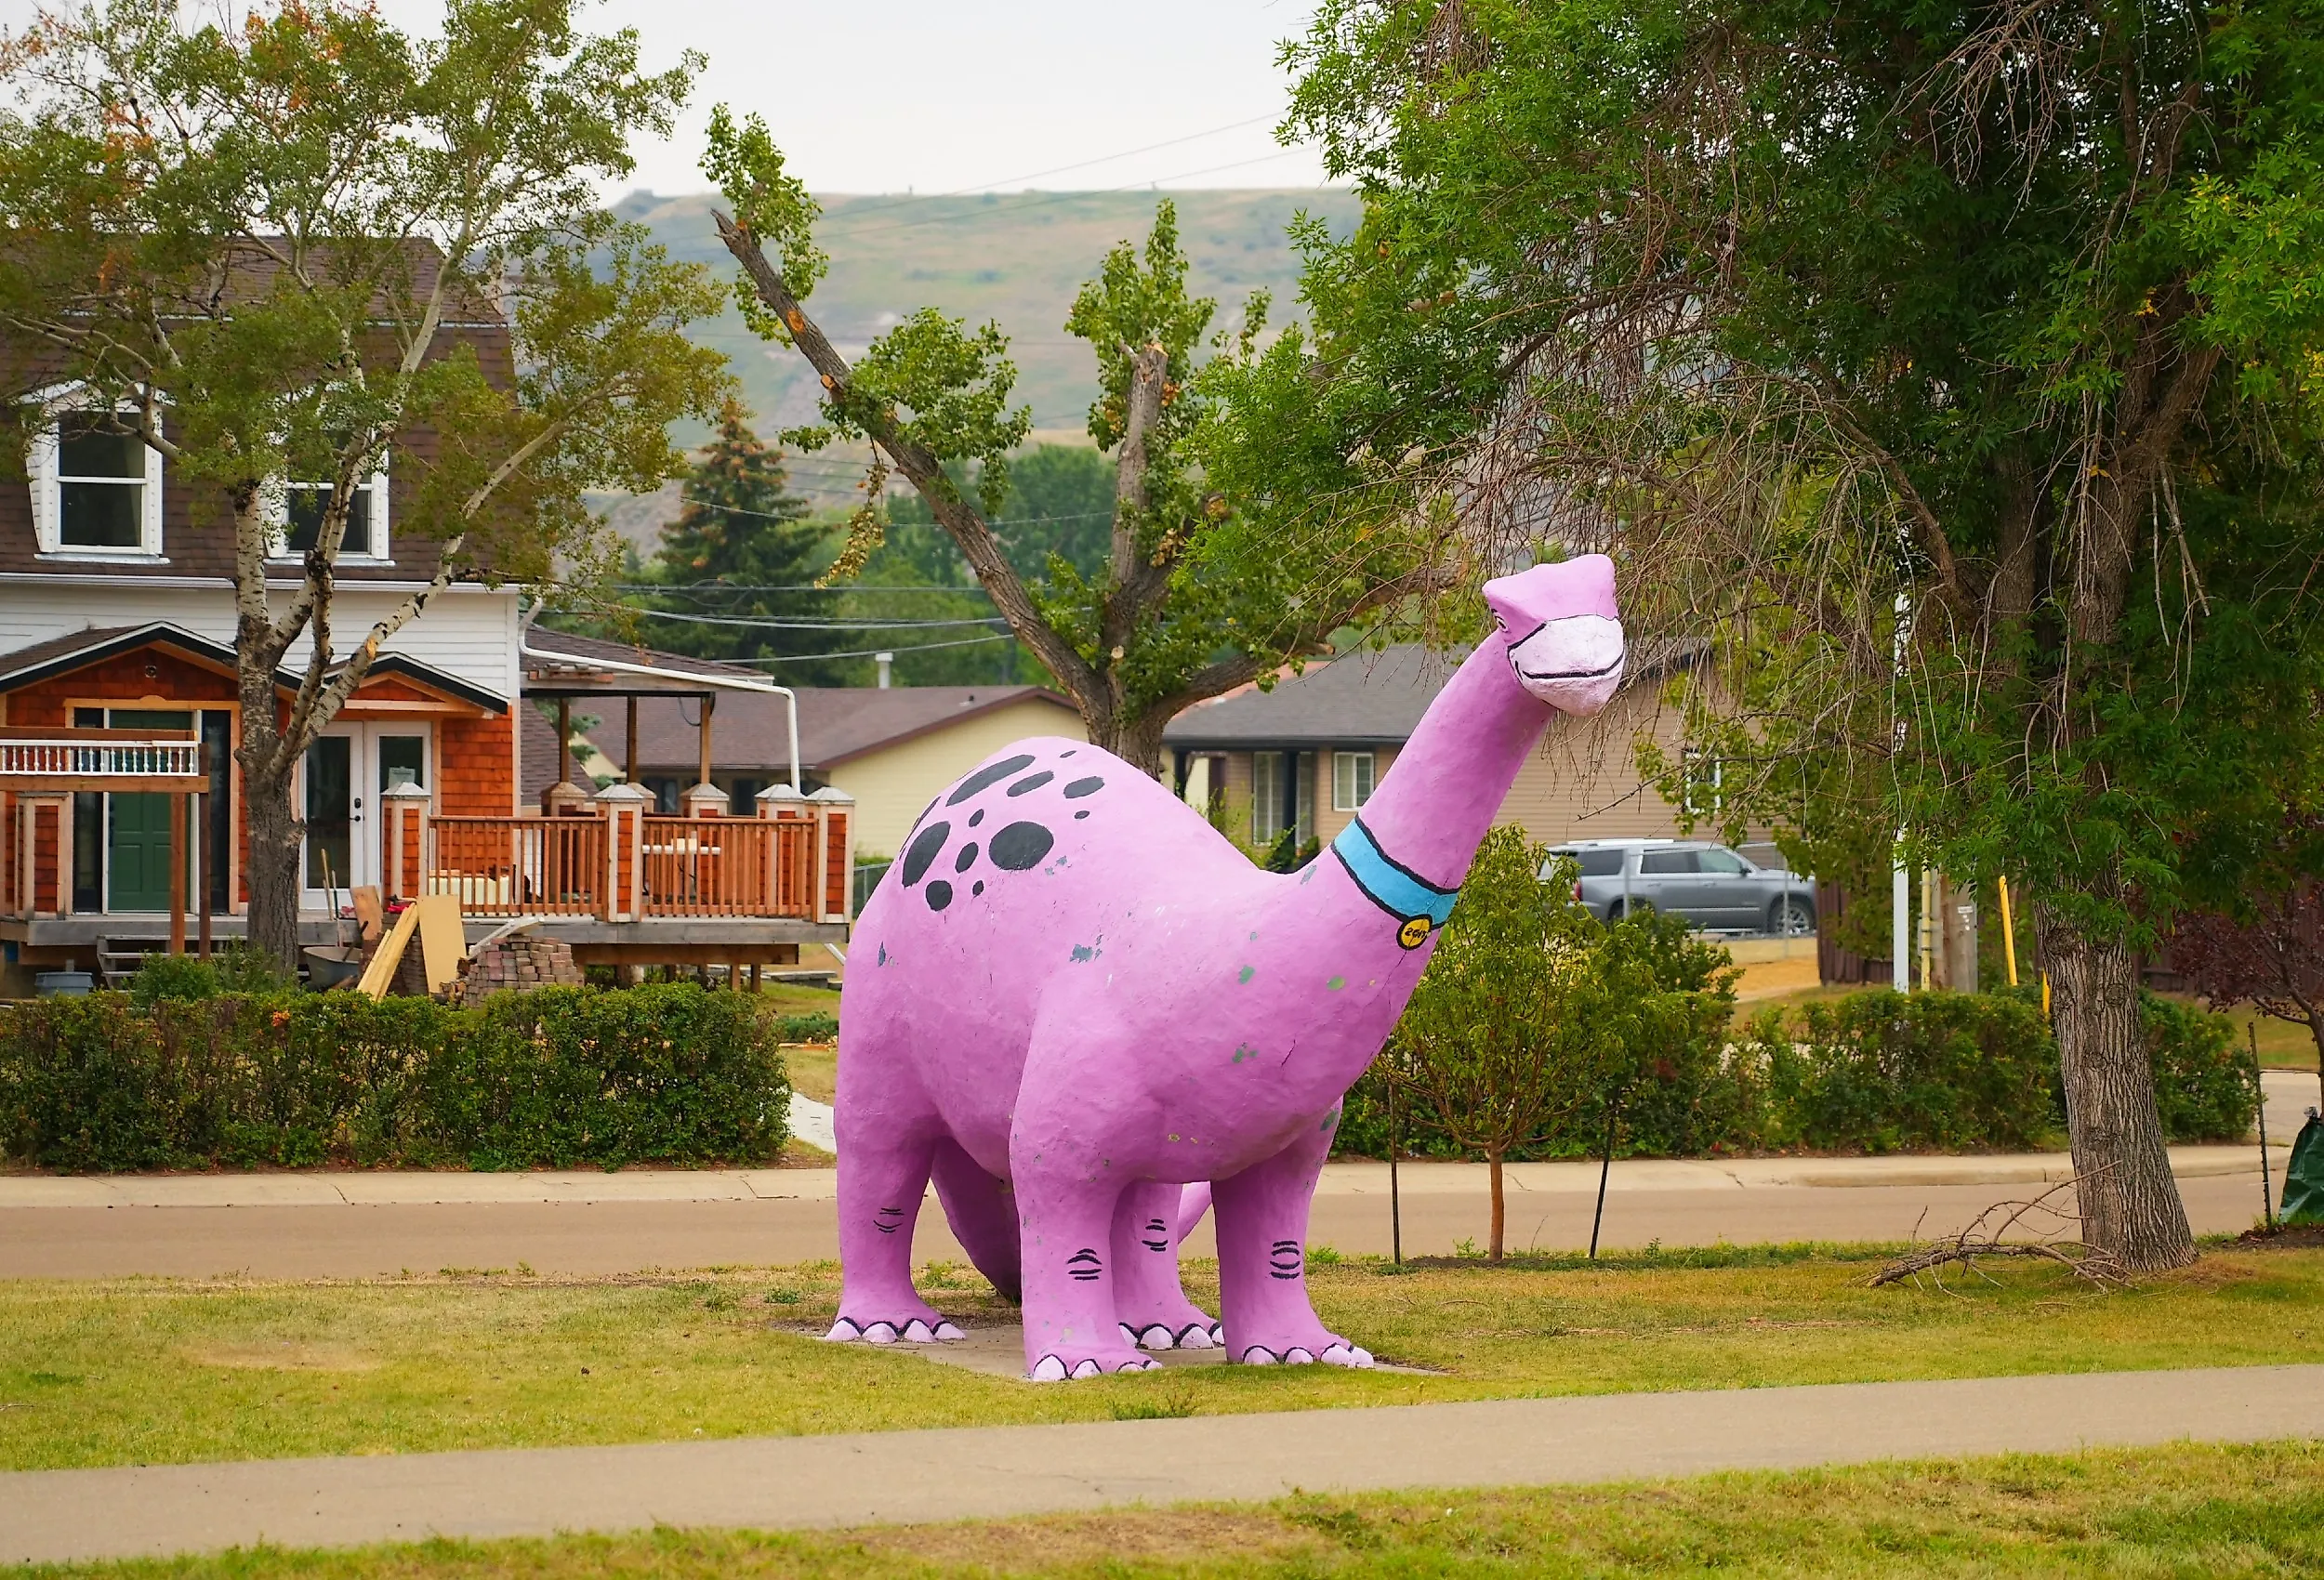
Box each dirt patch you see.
[2233,1224,2324,1251]
[187,1343,380,1373]
[852,1508,1325,1570]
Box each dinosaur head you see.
[1484,555,1626,716]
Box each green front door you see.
[107,794,174,912]
[108,709,191,914]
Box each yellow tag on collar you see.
[1397,915,1432,950]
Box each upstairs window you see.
[26,400,165,558]
[273,467,390,561]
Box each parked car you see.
[1542,839,1816,936]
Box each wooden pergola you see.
[0,728,214,955]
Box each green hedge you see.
[1339,986,2253,1162]
[0,983,791,1174]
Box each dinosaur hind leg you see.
[1109,1180,1220,1350]
[931,1137,1021,1304]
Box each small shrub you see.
[773,1011,838,1043]
[2142,991,2257,1143]
[1760,990,2057,1153]
[127,954,222,1005]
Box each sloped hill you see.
[613,187,1362,503]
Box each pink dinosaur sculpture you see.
[829,557,1626,1379]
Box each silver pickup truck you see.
[1544,838,1816,936]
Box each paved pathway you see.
[1,1073,2303,1280]
[5,1364,2318,1564]
[1,1146,2291,1280]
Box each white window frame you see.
[266,459,390,564]
[1332,750,1376,812]
[24,386,165,560]
[1252,751,1284,844]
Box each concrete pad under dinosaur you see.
[841,1323,1438,1380]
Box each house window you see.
[275,466,389,561]
[1332,750,1375,812]
[1252,751,1284,843]
[1680,745,1723,820]
[29,405,165,557]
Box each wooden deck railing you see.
[426,815,608,916]
[401,787,852,925]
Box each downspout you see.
[518,639,802,795]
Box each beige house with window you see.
[1161,644,1708,852]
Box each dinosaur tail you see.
[1176,1181,1213,1242]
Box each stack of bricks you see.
[463,936,584,1002]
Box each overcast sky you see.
[3,1,1333,196]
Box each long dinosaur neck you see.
[1354,638,1550,887]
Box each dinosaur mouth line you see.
[1514,653,1625,682]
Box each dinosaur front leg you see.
[1109,1180,1221,1350]
[1010,1147,1160,1380]
[1213,1118,1373,1368]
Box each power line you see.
[588,606,1009,632]
[614,583,988,595]
[668,493,1119,528]
[811,151,1311,244]
[813,115,1280,230]
[720,632,1018,664]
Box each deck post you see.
[626,695,639,784]
[592,783,651,923]
[695,691,714,794]
[168,789,187,955]
[756,783,806,916]
[381,781,432,903]
[809,787,855,924]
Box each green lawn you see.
[5,1244,2321,1473]
[21,1440,2324,1577]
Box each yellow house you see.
[546,662,1087,862]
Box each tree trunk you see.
[2039,912,2196,1272]
[1486,1149,1506,1262]
[242,757,301,970]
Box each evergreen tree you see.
[636,398,850,682]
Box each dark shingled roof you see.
[1162,640,1698,748]
[1162,645,1462,748]
[585,685,1081,780]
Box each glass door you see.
[302,725,429,910]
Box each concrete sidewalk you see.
[6,1364,2318,1565]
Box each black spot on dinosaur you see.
[947,753,1037,805]
[989,822,1055,871]
[1061,750,1076,757]
[925,879,954,912]
[955,842,979,873]
[1063,776,1104,798]
[969,809,984,827]
[1074,810,1089,820]
[1007,770,1054,797]
[972,880,984,896]
[901,821,951,886]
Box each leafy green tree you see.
[700,111,1446,770]
[1387,830,1728,1259]
[0,0,729,965]
[1257,0,2324,1272]
[625,397,852,682]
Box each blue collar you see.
[1331,816,1459,950]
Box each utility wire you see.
[583,607,1009,632]
[671,493,1119,527]
[811,151,1310,244]
[720,632,1018,664]
[812,115,1279,230]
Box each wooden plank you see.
[414,893,465,996]
[355,903,423,999]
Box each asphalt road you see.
[0,1164,2287,1280]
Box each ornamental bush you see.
[0,983,790,1173]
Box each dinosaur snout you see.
[1507,613,1626,715]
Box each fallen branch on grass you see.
[1868,1174,2129,1291]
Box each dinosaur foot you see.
[1235,1339,1374,1368]
[1026,1348,1162,1382]
[1119,1321,1222,1352]
[823,1316,966,1345]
